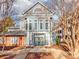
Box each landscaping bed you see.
[26,52,54,59]
[0,46,17,50]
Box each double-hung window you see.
[26,23,28,30]
[40,23,43,29]
[45,23,48,29]
[35,23,37,30]
[29,23,32,31]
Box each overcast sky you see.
[11,0,57,21]
[11,0,51,15]
[10,0,79,23]
[11,0,78,16]
[0,0,78,20]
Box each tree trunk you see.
[2,35,5,52]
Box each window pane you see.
[40,23,43,29]
[26,23,28,30]
[45,23,48,29]
[35,23,37,29]
[29,23,32,30]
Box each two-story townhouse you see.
[20,2,53,46]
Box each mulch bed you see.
[26,52,54,59]
[4,54,16,59]
[26,46,35,48]
[0,54,8,58]
[0,46,17,50]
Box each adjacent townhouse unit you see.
[0,26,27,46]
[52,22,63,42]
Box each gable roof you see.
[23,2,53,15]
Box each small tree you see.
[56,36,60,45]
[1,17,14,52]
[60,7,79,57]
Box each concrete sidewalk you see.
[0,46,25,59]
[13,48,31,59]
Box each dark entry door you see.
[33,34,46,46]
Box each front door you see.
[33,34,46,46]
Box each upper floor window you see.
[35,23,37,29]
[45,23,48,29]
[26,23,28,30]
[40,23,43,29]
[29,23,32,30]
[29,20,31,22]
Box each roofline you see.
[23,2,53,15]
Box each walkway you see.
[13,48,31,59]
